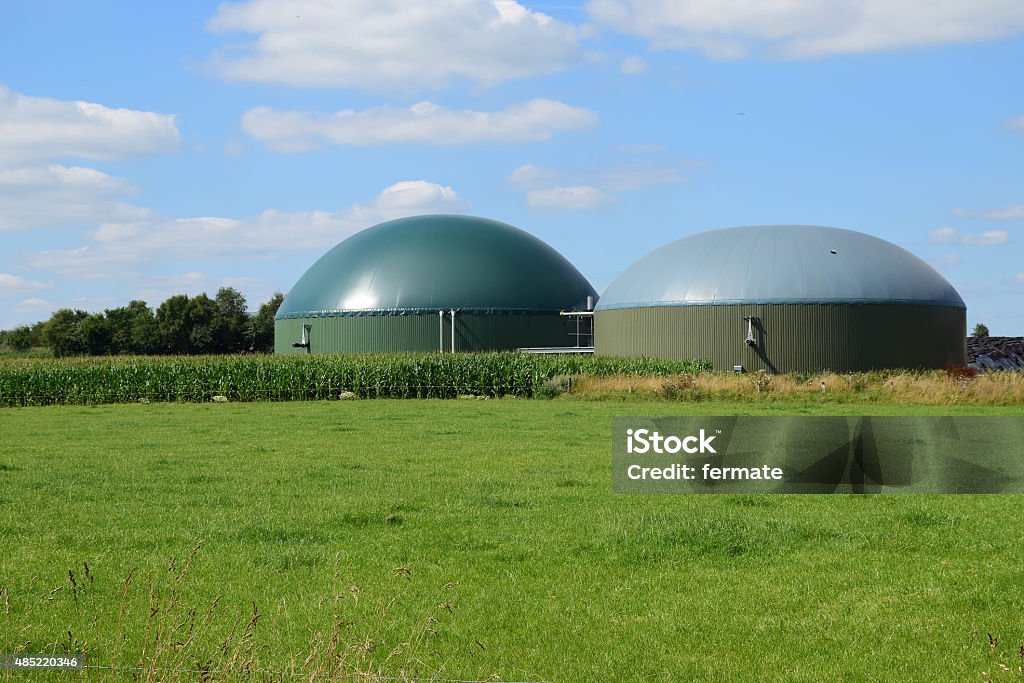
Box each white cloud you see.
[110,192,459,255]
[508,161,686,192]
[506,163,558,190]
[0,85,181,167]
[1017,272,1024,284]
[620,55,648,74]
[0,165,150,230]
[27,181,463,278]
[961,230,1011,246]
[601,165,686,191]
[158,271,207,287]
[131,272,210,305]
[527,186,615,210]
[207,0,582,90]
[586,0,1024,59]
[243,99,597,151]
[368,180,461,213]
[0,273,51,292]
[928,227,957,244]
[509,160,687,210]
[0,87,179,234]
[952,204,1024,220]
[218,275,274,290]
[27,246,147,279]
[13,298,52,314]
[931,253,963,269]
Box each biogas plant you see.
[274,215,598,354]
[276,215,967,373]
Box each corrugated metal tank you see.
[595,225,967,372]
[275,215,597,353]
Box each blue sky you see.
[1,0,1022,333]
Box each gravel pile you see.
[967,336,1024,371]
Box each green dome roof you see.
[277,215,597,318]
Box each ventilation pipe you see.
[743,316,757,348]
[450,309,456,353]
[438,310,445,352]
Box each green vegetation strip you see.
[1,400,1022,682]
[0,353,709,406]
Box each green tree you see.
[43,309,90,357]
[5,326,34,351]
[29,320,46,347]
[247,292,283,353]
[80,314,113,355]
[186,293,218,354]
[156,295,191,354]
[106,300,159,354]
[130,308,162,355]
[972,323,990,337]
[213,287,249,353]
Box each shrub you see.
[535,375,572,399]
[750,370,774,394]
[659,375,697,399]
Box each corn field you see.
[0,353,709,406]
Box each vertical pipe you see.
[576,315,580,348]
[438,310,444,352]
[450,309,456,353]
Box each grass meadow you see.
[2,399,1024,681]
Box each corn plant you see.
[0,353,709,406]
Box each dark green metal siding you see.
[276,312,578,354]
[595,304,966,372]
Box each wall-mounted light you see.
[292,323,311,353]
[743,316,757,348]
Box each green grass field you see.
[2,399,1024,681]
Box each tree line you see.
[0,289,284,357]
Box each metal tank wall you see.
[595,303,966,372]
[275,311,579,354]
